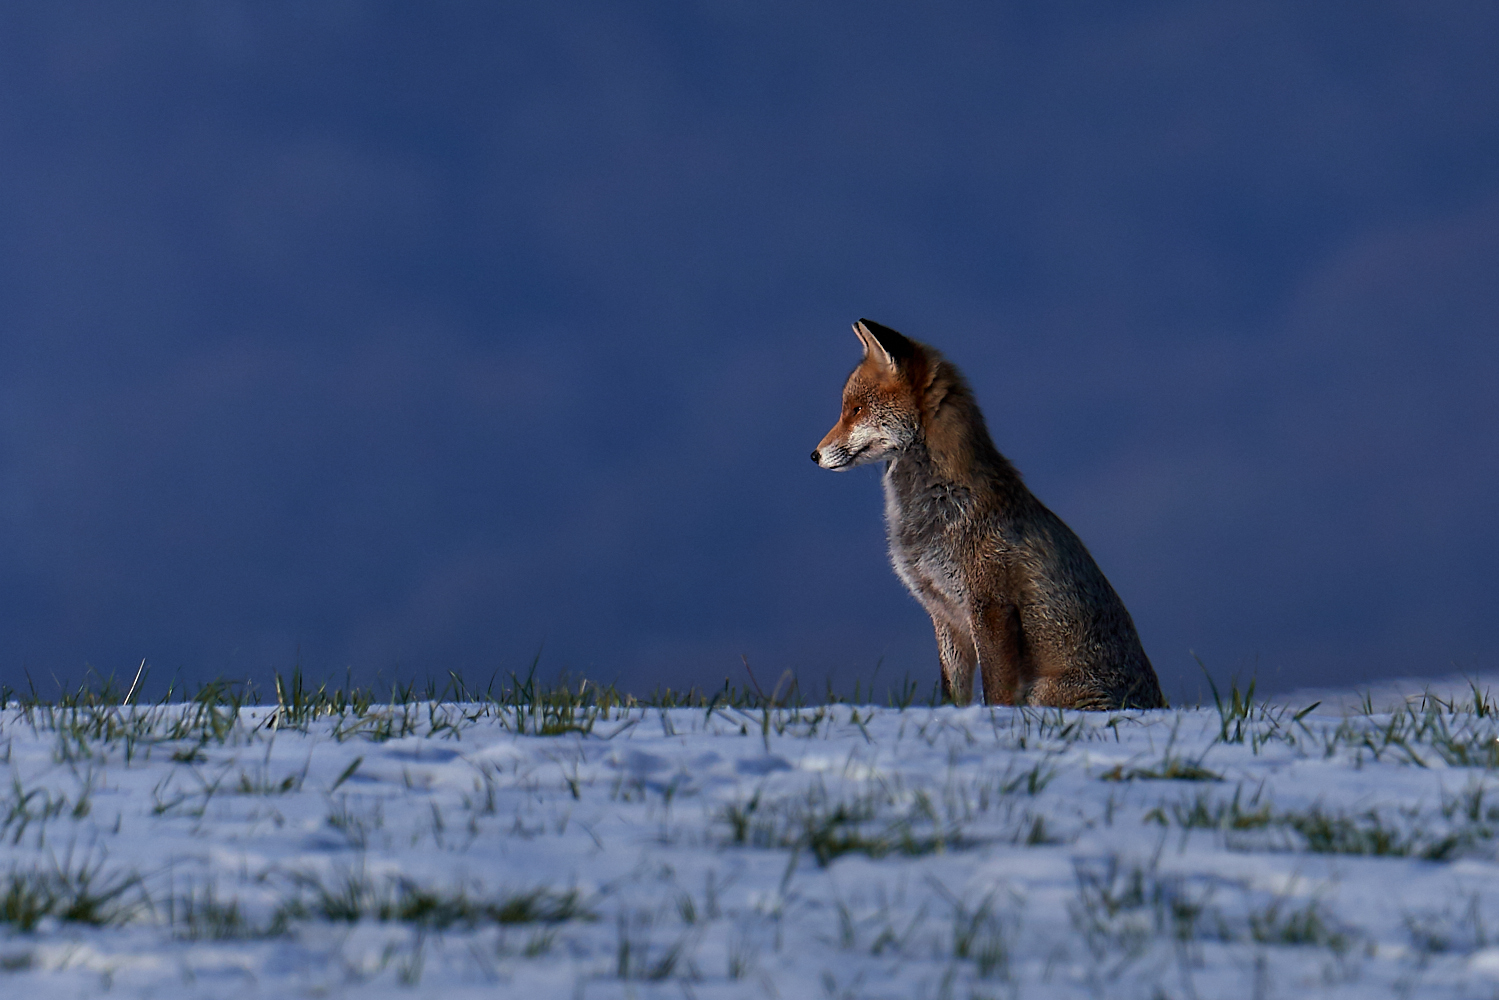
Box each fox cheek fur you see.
[812,415,899,470]
[811,318,1167,712]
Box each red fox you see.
[812,320,1166,710]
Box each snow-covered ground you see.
[4,687,1499,998]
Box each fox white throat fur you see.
[812,319,1166,711]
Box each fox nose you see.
[810,450,821,464]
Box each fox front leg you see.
[932,619,977,705]
[970,602,1027,705]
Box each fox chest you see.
[881,475,971,620]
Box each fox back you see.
[812,320,1165,711]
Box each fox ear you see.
[853,322,892,366]
[854,319,914,367]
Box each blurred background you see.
[1,2,1496,702]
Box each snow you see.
[3,694,1499,998]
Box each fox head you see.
[811,319,930,471]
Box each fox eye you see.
[850,404,863,416]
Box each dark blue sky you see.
[2,2,1497,701]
